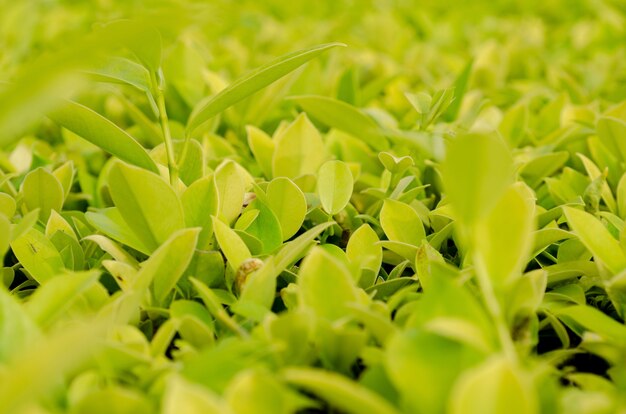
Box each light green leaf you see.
[298,247,360,321]
[441,133,514,224]
[134,228,200,304]
[150,228,200,303]
[163,375,226,414]
[52,161,75,199]
[386,328,483,414]
[267,177,307,241]
[21,167,64,223]
[246,126,275,179]
[10,227,64,284]
[474,184,535,286]
[0,288,40,363]
[187,43,344,136]
[288,95,388,151]
[283,368,399,414]
[556,305,626,342]
[226,369,312,414]
[563,206,626,275]
[347,224,382,274]
[213,217,251,271]
[380,199,425,246]
[597,117,626,163]
[449,357,537,414]
[0,193,16,218]
[25,270,100,327]
[317,160,353,215]
[85,56,151,93]
[214,161,246,225]
[85,208,151,255]
[272,113,327,179]
[243,199,283,254]
[182,174,219,250]
[103,20,162,73]
[49,101,158,173]
[83,235,139,268]
[0,216,9,259]
[108,162,185,252]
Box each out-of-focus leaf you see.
[283,368,399,414]
[449,357,537,414]
[441,133,514,224]
[298,247,361,321]
[187,43,344,136]
[289,95,389,150]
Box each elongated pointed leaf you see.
[564,206,626,275]
[48,101,158,173]
[187,43,345,136]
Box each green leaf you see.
[21,167,64,223]
[134,228,200,304]
[0,288,40,363]
[380,199,426,246]
[563,206,626,275]
[441,133,514,224]
[213,217,251,271]
[226,369,312,414]
[0,193,16,218]
[346,224,382,273]
[246,126,275,179]
[187,43,345,136]
[163,375,225,414]
[108,162,185,252]
[25,270,100,327]
[317,160,353,215]
[0,215,9,259]
[385,329,483,414]
[10,227,64,284]
[85,208,151,255]
[597,117,626,163]
[243,200,283,254]
[48,101,158,173]
[266,177,307,241]
[288,95,388,151]
[556,305,626,342]
[272,113,327,179]
[214,161,246,225]
[298,247,361,321]
[182,174,219,250]
[283,368,399,414]
[85,56,151,93]
[103,20,162,72]
[474,184,535,286]
[449,357,537,414]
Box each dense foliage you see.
[2,0,626,413]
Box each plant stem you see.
[151,72,178,185]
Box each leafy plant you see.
[2,1,626,413]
